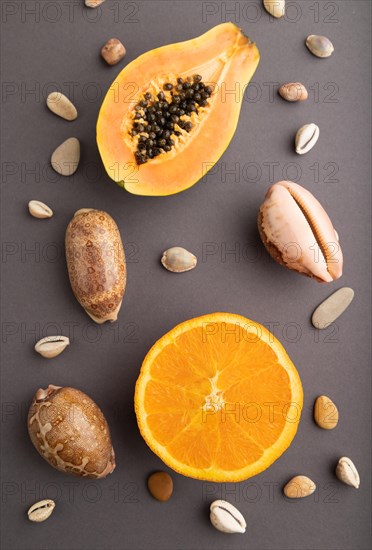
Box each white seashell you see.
[34,336,70,359]
[295,123,320,155]
[210,500,246,534]
[28,200,53,219]
[336,457,360,488]
[28,499,55,522]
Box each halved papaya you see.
[97,23,260,196]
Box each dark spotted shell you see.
[65,209,126,323]
[28,385,115,478]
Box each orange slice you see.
[135,313,303,481]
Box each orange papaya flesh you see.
[97,23,260,196]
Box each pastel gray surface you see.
[1,2,371,550]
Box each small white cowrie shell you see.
[210,500,246,534]
[28,499,55,522]
[295,123,320,155]
[28,200,53,219]
[34,336,70,359]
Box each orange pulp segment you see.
[135,313,303,481]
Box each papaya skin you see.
[97,23,260,196]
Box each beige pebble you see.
[306,35,334,58]
[312,287,354,329]
[51,137,80,176]
[85,0,106,7]
[161,247,197,273]
[101,38,126,66]
[46,92,77,121]
[278,82,308,102]
[314,395,339,429]
[283,476,316,498]
[263,0,285,18]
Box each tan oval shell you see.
[65,209,126,323]
[258,180,343,282]
[28,385,115,478]
[314,395,339,429]
[283,475,316,498]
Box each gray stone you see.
[51,137,80,176]
[312,287,354,329]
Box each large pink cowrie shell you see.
[258,180,343,282]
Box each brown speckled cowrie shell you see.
[28,385,115,478]
[65,209,126,323]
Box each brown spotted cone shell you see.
[65,209,126,323]
[28,385,116,478]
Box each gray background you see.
[1,1,371,549]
